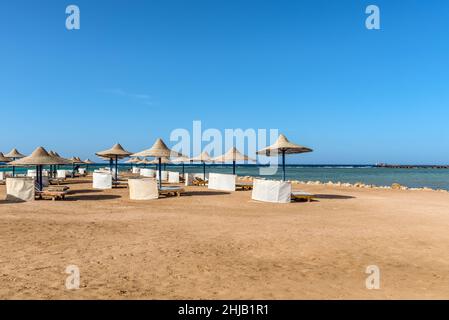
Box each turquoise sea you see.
[2,164,449,191]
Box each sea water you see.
[2,164,449,190]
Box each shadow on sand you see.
[313,194,355,200]
[67,189,102,195]
[66,194,122,201]
[183,191,231,197]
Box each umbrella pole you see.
[233,160,236,175]
[182,163,185,177]
[115,155,118,182]
[282,150,286,181]
[158,157,162,189]
[203,162,206,180]
[36,165,41,192]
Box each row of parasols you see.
[0,134,312,190]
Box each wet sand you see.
[1,177,449,299]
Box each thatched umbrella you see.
[171,155,190,177]
[83,159,95,172]
[212,147,254,175]
[256,134,312,181]
[136,158,152,168]
[150,156,171,171]
[132,138,181,188]
[5,148,25,177]
[0,152,12,164]
[49,151,67,177]
[67,157,84,176]
[96,143,132,182]
[125,157,141,164]
[189,151,212,180]
[9,147,70,191]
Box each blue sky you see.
[1,0,448,164]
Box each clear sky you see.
[1,0,448,164]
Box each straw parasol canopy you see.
[9,147,70,166]
[132,138,182,187]
[9,147,71,191]
[5,148,25,159]
[83,159,95,172]
[171,155,190,163]
[5,148,26,177]
[256,134,313,181]
[0,152,12,163]
[132,138,181,158]
[150,157,171,164]
[137,158,153,167]
[68,157,83,164]
[137,158,151,164]
[189,151,212,163]
[96,143,132,181]
[125,157,141,164]
[212,147,255,174]
[96,143,132,159]
[189,151,213,180]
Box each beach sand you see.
[1,178,449,299]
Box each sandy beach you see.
[1,177,449,299]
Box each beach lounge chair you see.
[236,181,254,191]
[291,191,314,202]
[36,189,68,201]
[0,172,5,185]
[208,173,236,192]
[159,186,184,197]
[113,179,128,188]
[192,177,208,186]
[6,177,35,201]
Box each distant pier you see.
[375,163,449,169]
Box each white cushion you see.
[132,167,140,174]
[184,173,194,186]
[208,173,236,192]
[128,178,158,200]
[168,171,180,183]
[27,170,36,177]
[93,172,112,189]
[6,178,35,201]
[140,168,155,177]
[78,168,86,175]
[57,170,67,179]
[251,179,292,203]
[156,171,168,181]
